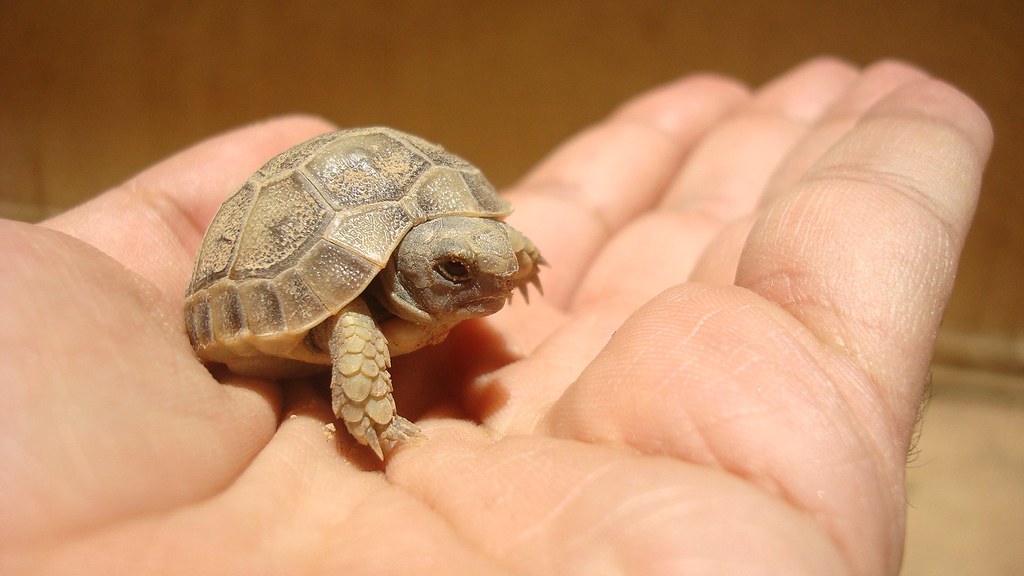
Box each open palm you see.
[1,58,991,575]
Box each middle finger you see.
[570,58,860,310]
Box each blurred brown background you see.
[2,1,1021,573]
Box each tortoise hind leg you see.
[327,303,425,459]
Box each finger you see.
[569,58,860,311]
[661,56,859,217]
[737,77,993,428]
[503,74,750,308]
[686,61,932,285]
[758,60,931,205]
[43,115,336,303]
[0,222,280,547]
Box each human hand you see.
[1,58,992,575]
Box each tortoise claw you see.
[364,426,384,460]
[381,416,427,445]
[514,272,543,303]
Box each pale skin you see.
[0,58,992,575]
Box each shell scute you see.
[232,171,332,279]
[461,170,513,215]
[206,282,251,351]
[235,279,285,338]
[394,131,475,171]
[185,291,213,348]
[411,168,482,216]
[251,131,347,183]
[304,132,430,211]
[296,239,379,312]
[273,268,330,333]
[325,205,414,267]
[189,182,257,293]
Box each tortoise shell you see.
[184,127,511,364]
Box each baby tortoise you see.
[184,127,543,458]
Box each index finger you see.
[43,115,337,303]
[503,75,750,307]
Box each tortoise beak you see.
[464,294,509,316]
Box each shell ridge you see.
[297,165,337,219]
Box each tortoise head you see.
[378,216,519,324]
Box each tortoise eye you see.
[437,259,472,283]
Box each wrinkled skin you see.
[0,58,992,575]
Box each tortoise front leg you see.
[327,303,425,459]
[502,222,546,301]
